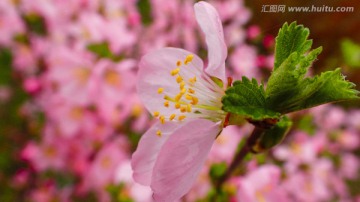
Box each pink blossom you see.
[339,153,359,179]
[0,0,25,46]
[45,46,96,105]
[132,2,229,201]
[23,77,41,95]
[236,165,290,202]
[263,34,275,48]
[247,25,261,40]
[230,44,260,79]
[81,137,127,191]
[282,159,334,202]
[91,59,136,125]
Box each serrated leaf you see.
[222,77,280,120]
[266,22,358,113]
[274,22,312,70]
[294,68,359,111]
[266,47,323,112]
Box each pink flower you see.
[131,2,228,201]
[247,25,261,40]
[236,165,290,202]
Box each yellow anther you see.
[171,68,180,76]
[179,81,186,90]
[164,101,169,107]
[176,76,183,83]
[156,130,162,137]
[180,88,186,94]
[178,115,186,121]
[180,106,187,113]
[189,76,197,84]
[169,114,176,120]
[184,54,194,65]
[191,96,199,105]
[176,60,182,66]
[159,116,165,124]
[175,103,181,109]
[188,88,195,94]
[153,111,160,117]
[157,87,164,94]
[175,93,183,101]
[186,104,192,112]
[185,94,193,100]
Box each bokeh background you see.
[0,0,359,201]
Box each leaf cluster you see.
[222,22,359,121]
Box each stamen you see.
[159,116,165,124]
[188,88,195,94]
[176,75,183,83]
[191,96,199,105]
[185,94,193,100]
[180,88,186,94]
[175,103,181,109]
[180,106,187,113]
[184,54,194,65]
[179,81,185,90]
[156,130,162,137]
[157,87,164,94]
[169,114,176,120]
[153,111,160,117]
[176,61,182,67]
[186,104,192,112]
[178,115,186,121]
[189,76,197,84]
[171,68,180,76]
[164,101,169,107]
[175,93,183,101]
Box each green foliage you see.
[251,116,292,153]
[297,115,316,135]
[137,0,153,26]
[222,77,280,120]
[87,42,123,61]
[107,183,135,202]
[222,21,358,124]
[0,49,30,202]
[341,39,360,68]
[209,162,227,183]
[23,13,47,35]
[274,22,313,70]
[266,22,358,114]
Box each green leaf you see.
[137,0,153,26]
[294,68,359,110]
[266,22,359,114]
[87,42,123,61]
[274,22,312,70]
[341,39,360,68]
[266,47,323,113]
[222,76,280,121]
[251,116,292,153]
[22,13,47,36]
[209,162,227,182]
[87,42,113,58]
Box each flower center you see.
[153,54,226,129]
